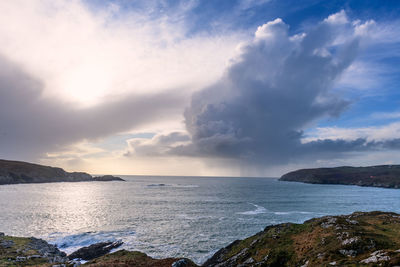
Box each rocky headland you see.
[280,165,400,189]
[0,159,124,185]
[2,211,400,266]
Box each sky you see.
[0,0,400,176]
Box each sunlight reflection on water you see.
[1,177,400,264]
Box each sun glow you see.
[58,64,114,105]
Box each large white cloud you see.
[180,12,364,163]
[0,0,240,105]
[127,11,400,169]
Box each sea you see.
[1,176,400,264]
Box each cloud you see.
[0,0,240,106]
[0,55,185,160]
[180,12,365,165]
[371,112,400,120]
[125,132,190,157]
[238,0,272,10]
[0,0,244,162]
[303,122,400,143]
[127,11,400,169]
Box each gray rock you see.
[361,250,391,264]
[321,217,337,228]
[342,237,360,245]
[172,258,190,267]
[339,249,357,257]
[16,256,26,262]
[243,257,254,264]
[346,219,359,225]
[0,239,14,248]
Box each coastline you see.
[2,211,400,266]
[280,165,400,189]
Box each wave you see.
[46,230,134,254]
[237,203,267,215]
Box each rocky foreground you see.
[280,165,400,189]
[0,159,124,185]
[3,211,400,266]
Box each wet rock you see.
[68,240,123,261]
[172,258,192,267]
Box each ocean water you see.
[1,176,400,264]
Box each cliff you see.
[0,159,124,185]
[203,211,400,266]
[3,212,400,266]
[279,165,400,189]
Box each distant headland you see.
[280,165,400,189]
[0,159,124,185]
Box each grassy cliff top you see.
[204,211,400,266]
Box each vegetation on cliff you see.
[204,211,400,266]
[280,165,400,189]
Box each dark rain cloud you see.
[174,16,360,165]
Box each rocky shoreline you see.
[0,159,124,185]
[2,211,400,266]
